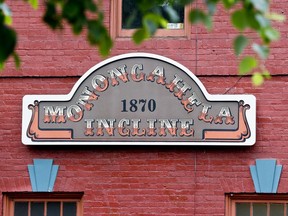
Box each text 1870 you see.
[121,99,156,112]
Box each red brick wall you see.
[1,0,288,215]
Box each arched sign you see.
[22,53,256,145]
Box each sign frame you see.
[22,53,256,146]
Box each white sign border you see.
[22,52,256,146]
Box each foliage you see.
[0,0,285,86]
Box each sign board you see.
[22,53,256,145]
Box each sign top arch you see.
[22,53,256,146]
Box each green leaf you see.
[255,14,270,28]
[261,27,280,43]
[84,0,97,12]
[136,0,154,12]
[250,0,269,13]
[222,0,237,9]
[28,0,38,10]
[0,13,4,24]
[99,35,113,57]
[252,72,264,86]
[143,13,167,36]
[246,11,261,30]
[133,28,149,44]
[239,56,258,75]
[148,13,167,28]
[62,1,81,21]
[43,2,62,29]
[4,15,12,25]
[189,9,212,30]
[86,19,113,56]
[231,10,247,31]
[1,3,12,25]
[234,35,248,56]
[0,3,11,16]
[87,20,102,44]
[266,13,286,22]
[0,25,17,62]
[12,52,20,69]
[206,0,217,15]
[252,43,269,59]
[163,5,179,22]
[178,0,195,4]
[72,17,85,35]
[0,61,4,70]
[144,20,157,35]
[262,70,271,79]
[189,9,205,24]
[203,15,212,30]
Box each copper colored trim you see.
[27,101,72,141]
[204,101,250,141]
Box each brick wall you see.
[1,0,288,215]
